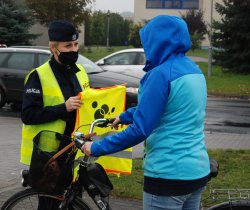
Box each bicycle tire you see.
[0,188,92,210]
[207,200,250,210]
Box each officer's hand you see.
[82,142,93,156]
[65,96,82,112]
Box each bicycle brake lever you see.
[74,132,96,149]
[84,132,96,138]
[75,139,84,149]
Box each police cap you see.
[48,20,79,42]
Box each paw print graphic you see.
[92,101,115,119]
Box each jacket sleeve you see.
[91,69,170,156]
[21,71,68,125]
[119,107,136,124]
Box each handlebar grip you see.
[96,118,116,127]
[107,118,116,123]
[108,118,123,125]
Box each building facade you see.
[134,0,222,47]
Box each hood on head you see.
[139,15,191,72]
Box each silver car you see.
[95,48,146,78]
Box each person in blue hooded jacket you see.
[82,15,210,210]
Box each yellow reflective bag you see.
[74,85,132,175]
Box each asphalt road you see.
[1,96,250,133]
[205,96,250,134]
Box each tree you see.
[129,22,144,48]
[121,19,132,46]
[83,12,92,46]
[181,9,207,50]
[212,0,250,73]
[85,11,132,46]
[0,0,39,46]
[25,0,93,30]
[90,11,105,46]
[108,13,131,46]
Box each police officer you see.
[20,20,89,209]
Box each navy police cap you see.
[48,20,79,42]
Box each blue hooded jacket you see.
[91,15,210,180]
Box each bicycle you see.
[1,118,117,210]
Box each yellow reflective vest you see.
[74,85,132,175]
[20,62,89,165]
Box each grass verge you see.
[198,62,250,98]
[187,49,209,59]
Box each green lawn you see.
[198,62,250,98]
[187,48,209,59]
[108,149,250,208]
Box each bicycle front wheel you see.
[1,188,92,210]
[207,200,250,210]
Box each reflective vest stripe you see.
[95,131,132,159]
[104,151,132,159]
[93,132,132,159]
[20,62,89,165]
[105,169,131,175]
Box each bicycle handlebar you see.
[73,118,117,150]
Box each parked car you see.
[0,44,7,48]
[0,47,139,110]
[95,48,146,78]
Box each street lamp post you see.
[106,10,110,49]
[208,0,214,77]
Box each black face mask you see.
[56,48,79,66]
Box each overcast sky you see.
[92,0,134,13]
